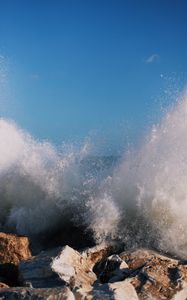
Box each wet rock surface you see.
[0,287,74,299]
[0,232,187,299]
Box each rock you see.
[18,247,63,288]
[120,248,187,300]
[81,244,119,267]
[120,248,178,270]
[0,232,31,287]
[0,263,19,286]
[15,244,187,299]
[92,280,138,300]
[108,280,139,300]
[0,282,138,300]
[0,282,9,288]
[19,244,116,290]
[73,287,92,300]
[94,254,129,283]
[0,232,31,265]
[0,287,75,299]
[92,282,116,299]
[51,245,97,292]
[172,282,187,300]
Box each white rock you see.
[51,245,96,291]
[109,280,139,300]
[92,280,138,300]
[172,282,187,300]
[51,246,77,282]
[19,244,114,290]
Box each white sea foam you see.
[0,118,117,246]
[1,91,187,255]
[107,90,187,255]
[0,119,89,234]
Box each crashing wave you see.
[1,91,187,255]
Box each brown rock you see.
[120,248,187,300]
[83,244,119,267]
[0,232,31,265]
[0,282,9,289]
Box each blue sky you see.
[0,0,187,153]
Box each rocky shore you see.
[0,233,186,299]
